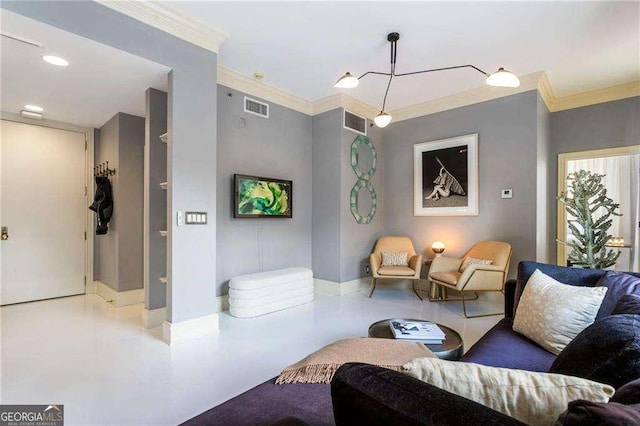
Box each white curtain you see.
[567,154,640,272]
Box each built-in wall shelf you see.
[160,182,167,190]
[159,133,167,144]
[159,230,167,237]
[159,277,167,284]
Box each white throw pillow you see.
[403,357,614,426]
[513,269,607,355]
[381,251,409,267]
[460,257,493,272]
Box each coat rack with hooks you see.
[94,161,116,177]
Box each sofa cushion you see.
[513,269,607,355]
[611,377,640,405]
[549,314,640,389]
[462,318,556,372]
[331,363,523,426]
[595,271,640,319]
[514,262,608,316]
[555,400,640,425]
[612,294,640,315]
[403,357,614,426]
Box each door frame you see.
[557,144,640,266]
[1,112,95,293]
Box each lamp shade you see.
[486,68,520,88]
[374,111,392,128]
[431,241,445,255]
[334,72,359,88]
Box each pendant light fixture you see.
[334,32,520,128]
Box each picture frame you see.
[233,174,293,218]
[413,133,478,216]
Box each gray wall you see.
[536,94,551,263]
[144,88,167,310]
[216,86,312,295]
[311,109,385,283]
[312,110,342,282]
[383,91,540,278]
[117,113,145,291]
[340,122,384,282]
[95,115,119,288]
[549,96,640,260]
[94,113,144,292]
[3,1,220,324]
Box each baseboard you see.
[314,277,369,296]
[142,307,166,329]
[94,281,144,307]
[86,280,97,294]
[162,313,219,345]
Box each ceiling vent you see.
[343,109,367,136]
[244,96,269,119]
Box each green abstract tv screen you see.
[233,174,293,218]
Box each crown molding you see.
[95,1,227,53]
[389,71,544,123]
[311,93,379,120]
[537,71,556,111]
[217,66,312,115]
[215,65,639,122]
[548,80,640,112]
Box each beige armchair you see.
[428,241,512,318]
[369,236,423,299]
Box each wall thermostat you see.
[501,189,513,199]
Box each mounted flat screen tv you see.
[233,174,293,218]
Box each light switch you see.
[501,189,513,199]
[185,211,207,225]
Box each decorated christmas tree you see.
[558,170,621,269]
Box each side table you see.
[368,318,464,361]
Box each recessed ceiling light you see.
[24,104,44,112]
[42,55,69,67]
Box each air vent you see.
[244,96,269,118]
[343,109,367,136]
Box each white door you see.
[1,120,86,305]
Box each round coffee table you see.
[368,318,464,361]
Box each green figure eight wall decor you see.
[350,135,377,224]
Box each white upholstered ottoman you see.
[228,267,314,318]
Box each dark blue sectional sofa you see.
[183,262,640,425]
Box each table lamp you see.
[431,241,446,257]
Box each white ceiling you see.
[166,1,640,111]
[1,10,169,129]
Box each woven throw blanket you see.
[276,338,434,384]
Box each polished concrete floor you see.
[0,285,503,425]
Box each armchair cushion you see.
[377,266,417,277]
[429,271,461,286]
[461,257,493,272]
[381,252,409,267]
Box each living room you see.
[1,1,639,425]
